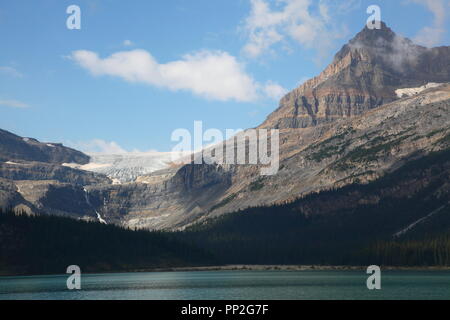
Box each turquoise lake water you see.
[0,270,449,300]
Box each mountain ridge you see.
[0,128,89,164]
[259,22,450,129]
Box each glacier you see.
[64,152,185,183]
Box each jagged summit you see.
[334,21,407,60]
[350,21,396,44]
[260,22,450,129]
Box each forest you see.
[0,209,213,275]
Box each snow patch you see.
[395,83,443,98]
[62,163,79,169]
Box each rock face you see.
[0,161,110,185]
[259,22,450,129]
[0,129,110,218]
[86,163,232,229]
[0,178,30,212]
[208,84,450,218]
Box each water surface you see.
[0,270,449,300]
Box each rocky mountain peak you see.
[351,21,395,44]
[259,22,450,130]
[335,21,424,72]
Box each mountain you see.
[79,22,449,230]
[1,22,449,232]
[0,129,89,164]
[84,82,448,230]
[260,22,450,129]
[179,148,450,266]
[0,130,111,217]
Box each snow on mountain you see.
[395,83,443,98]
[64,152,184,183]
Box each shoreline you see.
[137,264,450,273]
[2,264,450,277]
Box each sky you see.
[0,0,449,153]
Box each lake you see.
[0,270,449,300]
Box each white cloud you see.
[70,49,261,102]
[242,0,352,59]
[68,139,128,154]
[410,0,449,47]
[0,99,29,108]
[123,40,134,46]
[0,66,23,78]
[263,81,287,100]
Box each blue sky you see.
[0,0,449,152]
